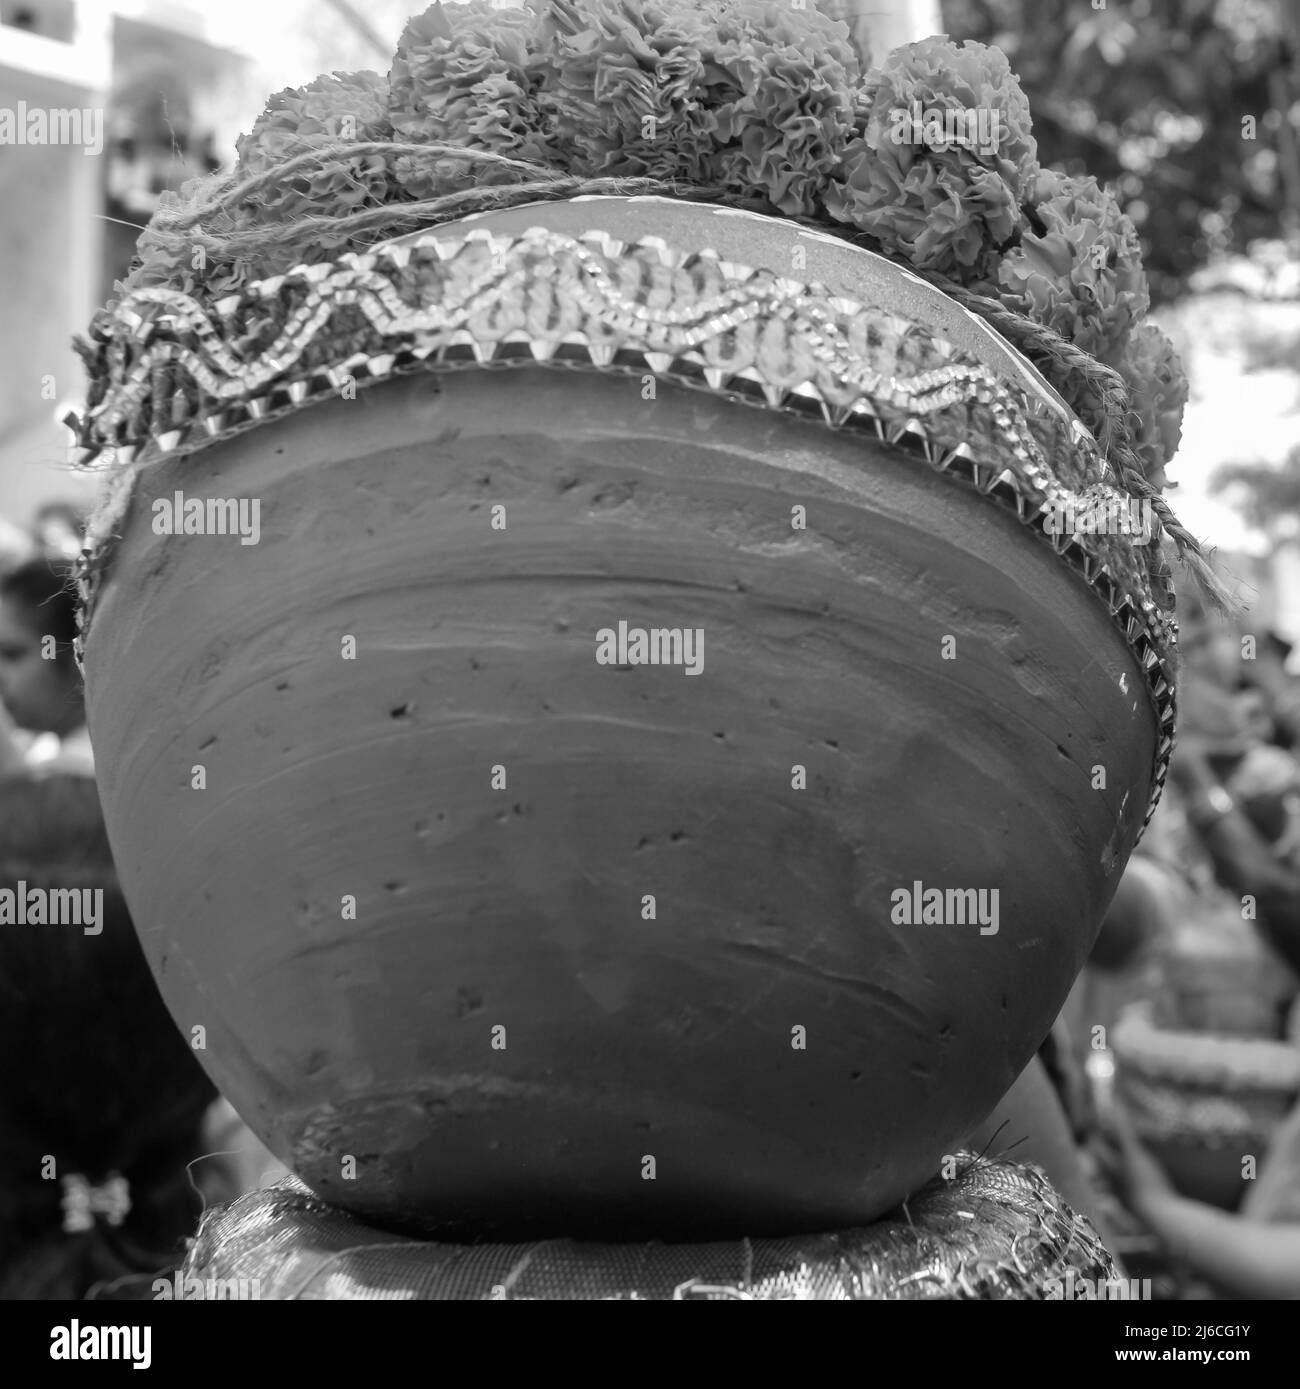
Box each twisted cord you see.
[148,142,574,232]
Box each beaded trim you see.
[180,1160,1119,1300]
[1122,1073,1291,1147]
[1114,1005,1300,1093]
[68,224,1177,827]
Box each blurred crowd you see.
[0,507,282,1299]
[1057,581,1300,1298]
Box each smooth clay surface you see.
[86,367,1156,1240]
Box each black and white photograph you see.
[0,0,1298,1361]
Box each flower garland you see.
[117,0,1194,516]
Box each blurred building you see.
[820,0,941,66]
[1158,253,1300,659]
[0,0,249,529]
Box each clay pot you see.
[83,199,1159,1239]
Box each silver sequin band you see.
[68,224,1178,827]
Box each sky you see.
[1156,290,1300,558]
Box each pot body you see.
[85,359,1154,1239]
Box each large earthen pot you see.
[81,197,1169,1239]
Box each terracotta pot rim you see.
[69,197,1176,827]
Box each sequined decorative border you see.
[181,1159,1118,1300]
[69,224,1177,828]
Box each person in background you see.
[1121,597,1300,980]
[0,557,92,776]
[1170,734,1300,978]
[1105,1097,1300,1299]
[32,504,86,565]
[0,703,29,779]
[0,774,219,1298]
[0,519,39,775]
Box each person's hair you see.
[0,557,80,659]
[0,774,217,1298]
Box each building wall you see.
[1,0,249,530]
[0,63,104,526]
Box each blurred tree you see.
[941,0,1299,304]
[322,0,395,63]
[1213,445,1300,538]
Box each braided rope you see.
[152,142,574,230]
[132,141,729,278]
